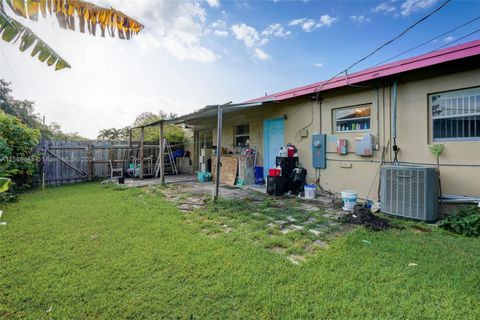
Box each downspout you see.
[391,80,399,164]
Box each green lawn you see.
[0,183,479,319]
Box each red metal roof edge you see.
[247,39,480,103]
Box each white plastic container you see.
[304,184,316,199]
[341,190,357,211]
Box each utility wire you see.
[314,0,451,99]
[430,28,480,51]
[371,16,480,67]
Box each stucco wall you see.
[187,68,480,198]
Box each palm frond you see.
[0,13,70,70]
[6,0,144,39]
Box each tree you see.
[132,111,184,143]
[0,80,85,140]
[97,111,186,143]
[0,111,40,196]
[0,0,143,70]
[97,128,112,140]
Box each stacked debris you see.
[343,205,390,231]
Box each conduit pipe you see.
[391,80,399,163]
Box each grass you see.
[0,183,479,319]
[181,195,343,257]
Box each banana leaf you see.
[0,178,11,193]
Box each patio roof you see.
[133,100,277,128]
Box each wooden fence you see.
[36,140,163,186]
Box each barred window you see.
[430,87,480,141]
[234,124,250,147]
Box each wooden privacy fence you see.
[36,140,162,186]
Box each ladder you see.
[154,139,178,177]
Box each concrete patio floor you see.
[121,174,336,204]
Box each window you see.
[430,87,480,141]
[334,105,371,132]
[235,124,250,147]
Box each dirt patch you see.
[287,254,306,265]
[269,246,286,254]
[410,225,432,234]
[343,205,390,231]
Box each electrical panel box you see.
[355,134,373,156]
[336,139,348,155]
[312,133,326,168]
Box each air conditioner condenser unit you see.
[380,165,439,221]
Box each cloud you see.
[211,19,227,29]
[214,30,229,37]
[443,36,455,43]
[254,48,270,60]
[400,0,438,16]
[313,63,323,67]
[350,15,371,23]
[317,15,338,27]
[231,23,268,47]
[371,0,439,17]
[289,15,338,32]
[102,1,218,63]
[371,1,397,14]
[261,23,291,38]
[211,19,228,36]
[289,18,315,32]
[206,0,220,7]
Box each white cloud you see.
[100,1,218,63]
[371,1,397,14]
[254,48,270,60]
[261,23,291,38]
[214,30,229,37]
[206,0,220,7]
[313,63,323,67]
[317,15,338,27]
[211,19,227,29]
[400,0,438,16]
[289,18,314,32]
[372,0,438,17]
[289,15,337,32]
[350,15,371,23]
[231,23,268,47]
[443,36,455,43]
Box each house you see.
[174,40,480,200]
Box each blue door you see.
[263,118,285,177]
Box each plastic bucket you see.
[304,184,316,199]
[254,166,264,185]
[341,190,357,212]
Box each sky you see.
[1,0,480,138]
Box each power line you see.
[314,0,451,99]
[372,16,480,67]
[431,28,480,51]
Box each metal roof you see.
[248,39,480,103]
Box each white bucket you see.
[304,184,316,199]
[341,190,357,212]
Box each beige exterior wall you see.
[187,68,480,199]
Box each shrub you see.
[439,205,480,237]
[0,112,40,199]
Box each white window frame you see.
[334,104,372,133]
[430,87,480,142]
[234,123,250,147]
